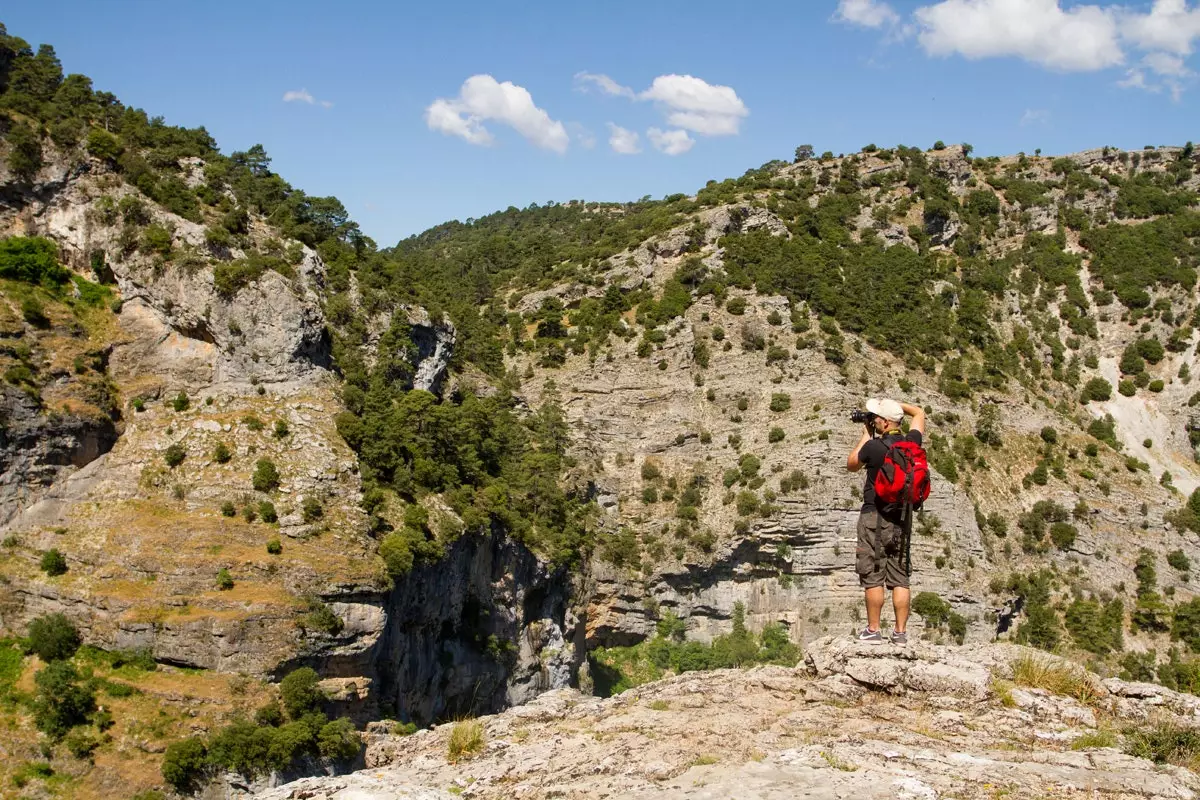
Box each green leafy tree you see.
[162,738,208,792]
[280,667,325,719]
[26,613,81,661]
[32,661,95,740]
[6,121,43,182]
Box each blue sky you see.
[6,1,1200,245]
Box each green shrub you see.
[0,237,69,285]
[317,717,361,761]
[221,501,237,517]
[242,414,265,431]
[140,224,173,255]
[266,538,283,555]
[213,442,232,463]
[252,459,280,492]
[21,297,49,327]
[273,419,290,438]
[1123,720,1200,768]
[164,443,186,468]
[32,661,96,740]
[1040,427,1058,444]
[161,737,208,792]
[280,667,325,719]
[1172,598,1200,652]
[1049,522,1078,550]
[26,613,81,661]
[171,391,190,412]
[39,548,68,576]
[258,501,278,523]
[912,592,952,627]
[1080,377,1112,403]
[1149,379,1165,393]
[725,296,747,315]
[1168,550,1191,572]
[64,727,103,760]
[216,568,234,591]
[300,598,342,635]
[641,486,658,503]
[641,462,661,481]
[302,496,324,523]
[768,427,785,443]
[769,393,791,412]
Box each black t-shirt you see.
[859,430,923,515]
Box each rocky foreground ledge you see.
[251,637,1200,800]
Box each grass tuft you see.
[447,719,485,761]
[1011,653,1102,706]
[1071,729,1117,750]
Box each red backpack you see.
[873,438,931,508]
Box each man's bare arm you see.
[846,428,871,472]
[902,402,926,435]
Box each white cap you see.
[865,397,904,422]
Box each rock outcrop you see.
[254,637,1200,799]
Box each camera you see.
[849,410,876,424]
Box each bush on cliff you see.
[0,236,69,286]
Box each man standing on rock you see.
[846,398,926,645]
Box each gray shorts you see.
[855,510,909,589]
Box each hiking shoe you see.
[858,627,882,644]
[890,630,908,646]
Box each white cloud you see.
[914,0,1124,71]
[1019,108,1050,125]
[1118,67,1155,89]
[1119,51,1194,100]
[639,74,748,136]
[425,75,569,153]
[647,127,695,156]
[283,89,332,108]
[839,0,1200,98]
[283,89,314,104]
[1144,50,1192,76]
[574,72,636,98]
[835,0,901,28]
[1121,0,1200,56]
[606,123,641,154]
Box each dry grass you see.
[1011,654,1102,706]
[1071,729,1118,750]
[448,719,486,761]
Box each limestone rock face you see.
[0,384,118,526]
[256,638,1200,800]
[364,532,582,725]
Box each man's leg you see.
[892,586,910,633]
[865,586,885,631]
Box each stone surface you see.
[257,638,1200,800]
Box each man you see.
[846,397,926,645]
